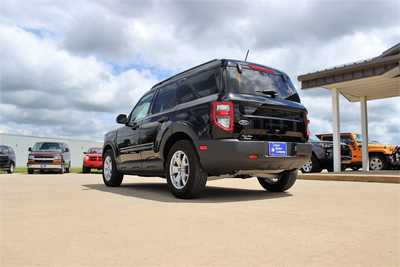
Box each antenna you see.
[244,49,250,62]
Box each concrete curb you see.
[299,173,400,184]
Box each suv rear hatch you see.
[218,61,308,142]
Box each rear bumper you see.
[198,139,312,175]
[27,164,63,170]
[83,161,103,168]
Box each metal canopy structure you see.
[298,43,400,172]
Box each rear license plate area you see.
[268,142,287,157]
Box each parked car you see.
[102,59,312,198]
[27,142,71,174]
[317,133,398,171]
[82,147,103,173]
[389,145,400,170]
[0,145,16,173]
[301,136,352,173]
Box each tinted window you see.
[189,69,218,97]
[32,142,62,152]
[318,135,354,144]
[152,83,178,114]
[176,83,196,104]
[130,93,154,123]
[227,67,298,100]
[88,147,102,153]
[176,69,219,105]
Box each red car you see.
[82,147,103,173]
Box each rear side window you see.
[176,83,196,104]
[152,83,178,114]
[176,69,219,104]
[189,69,219,97]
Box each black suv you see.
[103,59,311,198]
[0,145,16,174]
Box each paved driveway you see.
[1,173,399,266]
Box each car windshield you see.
[0,146,8,153]
[340,135,354,145]
[87,147,102,153]
[32,142,62,152]
[227,66,298,100]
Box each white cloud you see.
[0,0,399,144]
[0,24,157,139]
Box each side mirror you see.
[116,114,128,124]
[28,147,32,152]
[64,147,69,152]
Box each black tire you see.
[7,162,15,174]
[66,162,70,173]
[327,165,346,172]
[28,168,34,174]
[369,154,388,171]
[82,166,90,173]
[166,140,207,199]
[102,149,123,187]
[59,165,65,174]
[351,165,360,171]
[300,154,322,173]
[257,170,297,192]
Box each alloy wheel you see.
[302,160,313,173]
[370,157,383,170]
[169,150,190,189]
[103,156,113,181]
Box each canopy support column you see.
[360,96,369,171]
[332,88,341,172]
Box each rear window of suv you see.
[226,66,298,100]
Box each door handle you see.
[158,116,169,123]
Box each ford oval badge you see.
[239,119,249,126]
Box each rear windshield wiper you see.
[255,90,277,98]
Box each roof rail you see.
[151,59,221,89]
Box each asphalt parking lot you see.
[1,173,399,267]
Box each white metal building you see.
[0,133,103,167]
[298,43,400,171]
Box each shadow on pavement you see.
[82,182,292,203]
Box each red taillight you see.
[248,64,276,74]
[211,101,234,132]
[248,154,258,160]
[199,145,208,151]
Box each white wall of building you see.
[0,133,103,167]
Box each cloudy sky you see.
[1,0,399,144]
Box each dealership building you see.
[0,133,103,167]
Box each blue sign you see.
[268,142,287,157]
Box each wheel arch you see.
[161,132,197,164]
[103,143,117,158]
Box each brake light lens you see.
[211,101,234,132]
[248,64,276,74]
